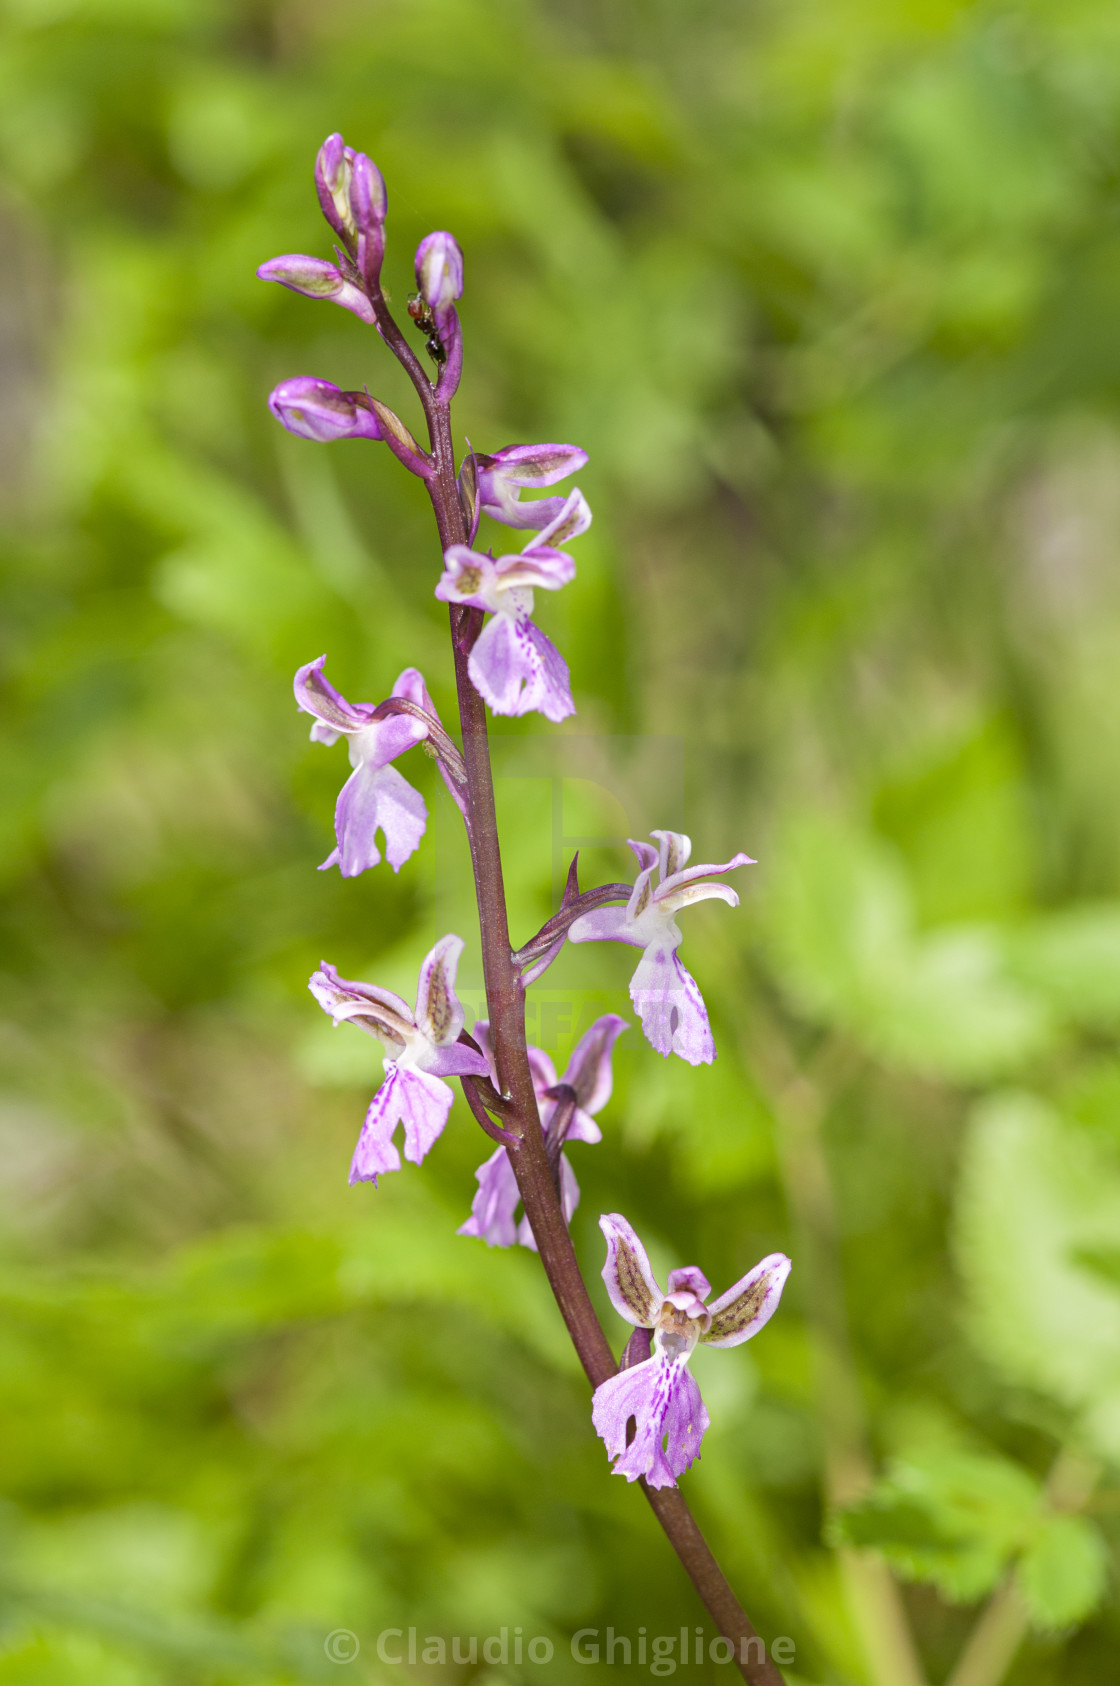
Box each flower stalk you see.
[261,135,789,1686]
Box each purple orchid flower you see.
[591,1214,790,1489]
[268,378,383,444]
[435,488,591,722]
[295,656,462,876]
[475,443,589,531]
[568,829,754,1065]
[310,935,489,1185]
[459,1014,628,1249]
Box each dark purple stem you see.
[364,279,785,1686]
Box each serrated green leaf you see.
[830,1449,1042,1603]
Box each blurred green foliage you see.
[2,1,1120,1682]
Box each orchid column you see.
[259,133,790,1686]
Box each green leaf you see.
[1008,905,1120,1029]
[831,1449,1041,1603]
[1016,1514,1109,1630]
[766,817,1051,1079]
[955,1092,1120,1459]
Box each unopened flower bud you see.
[415,231,464,313]
[256,254,375,326]
[314,133,357,244]
[268,378,382,444]
[350,152,387,236]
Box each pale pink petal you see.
[628,838,660,873]
[629,946,715,1066]
[667,1266,711,1301]
[328,762,427,876]
[495,550,577,593]
[467,612,575,723]
[458,1148,522,1247]
[396,1064,455,1166]
[421,1042,491,1080]
[434,546,501,612]
[510,616,576,723]
[567,904,640,947]
[656,880,741,916]
[657,851,755,898]
[479,442,589,488]
[562,1014,629,1114]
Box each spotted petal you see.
[600,1213,663,1328]
[703,1253,792,1347]
[308,962,413,1044]
[413,933,468,1047]
[348,1062,453,1184]
[592,1356,709,1488]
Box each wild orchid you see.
[459,1013,628,1249]
[309,935,489,1183]
[592,1214,791,1489]
[293,656,466,875]
[569,829,754,1063]
[262,131,790,1685]
[435,488,591,722]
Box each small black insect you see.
[407,291,446,365]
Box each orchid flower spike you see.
[294,656,463,876]
[568,830,754,1065]
[310,935,489,1185]
[476,443,589,531]
[592,1214,791,1489]
[459,1015,628,1249]
[435,489,591,722]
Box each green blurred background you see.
[2,1,1120,1682]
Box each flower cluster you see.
[263,133,789,1498]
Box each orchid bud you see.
[351,152,389,290]
[256,254,376,326]
[415,231,464,313]
[268,378,382,444]
[350,152,387,237]
[314,134,387,281]
[314,133,358,245]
